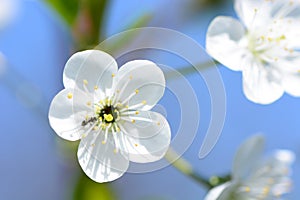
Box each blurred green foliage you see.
[45,0,80,25]
[201,0,224,7]
[45,0,108,50]
[73,174,116,200]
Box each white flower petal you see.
[204,182,232,200]
[206,16,249,71]
[48,88,92,141]
[118,113,171,163]
[120,110,169,139]
[114,60,165,110]
[282,73,300,97]
[78,130,129,183]
[234,0,272,29]
[233,135,265,181]
[242,59,284,104]
[270,0,300,19]
[273,150,295,165]
[245,150,295,197]
[63,50,118,93]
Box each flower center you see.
[98,105,119,123]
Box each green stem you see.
[165,60,221,80]
[73,0,109,50]
[164,148,213,189]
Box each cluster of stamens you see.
[92,99,121,132]
[246,2,296,66]
[66,74,153,152]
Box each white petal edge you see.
[63,50,118,93]
[232,134,265,181]
[234,0,272,29]
[48,88,93,141]
[206,16,248,71]
[282,73,300,97]
[273,150,296,165]
[204,183,231,200]
[242,59,284,104]
[113,60,165,111]
[77,130,129,183]
[118,112,171,163]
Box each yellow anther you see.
[254,8,258,12]
[260,35,265,40]
[67,92,73,99]
[135,111,139,115]
[105,99,111,105]
[112,73,115,78]
[85,115,89,120]
[134,144,138,147]
[131,119,136,123]
[135,89,139,94]
[116,127,121,132]
[102,140,106,144]
[113,148,118,154]
[129,75,133,80]
[104,114,114,122]
[86,101,91,106]
[93,126,99,131]
[268,37,273,42]
[262,186,270,195]
[94,85,98,90]
[83,79,88,85]
[157,122,161,126]
[91,143,95,147]
[244,186,251,192]
[297,70,300,73]
[116,89,120,93]
[101,123,106,128]
[99,100,104,104]
[125,105,129,108]
[81,134,87,138]
[95,106,101,112]
[274,57,278,62]
[276,35,286,42]
[142,100,147,105]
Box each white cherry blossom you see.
[204,135,295,200]
[49,50,171,183]
[206,0,300,104]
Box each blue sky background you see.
[0,0,300,199]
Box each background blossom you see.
[206,0,300,104]
[205,135,295,200]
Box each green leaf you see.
[73,174,116,200]
[45,0,79,25]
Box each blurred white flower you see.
[206,0,300,104]
[204,135,295,200]
[49,50,171,183]
[0,0,18,29]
